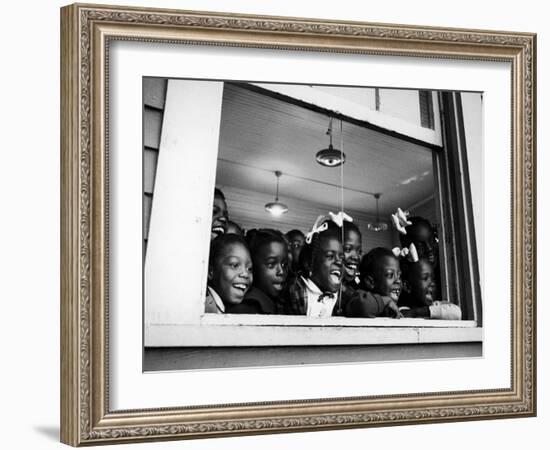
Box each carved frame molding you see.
[60,3,536,446]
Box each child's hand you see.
[382,299,403,318]
[429,301,462,320]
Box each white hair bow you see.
[328,211,353,227]
[305,211,353,244]
[391,207,412,235]
[392,243,419,262]
[305,216,329,244]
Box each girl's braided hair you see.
[298,221,342,276]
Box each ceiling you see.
[215,83,435,216]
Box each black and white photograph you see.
[1,0,543,448]
[143,78,483,371]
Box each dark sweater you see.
[344,289,399,318]
[226,286,277,314]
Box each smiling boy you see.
[398,257,462,320]
[344,247,402,318]
[362,249,402,303]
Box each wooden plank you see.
[249,83,442,147]
[145,80,224,326]
[144,147,158,194]
[144,107,163,149]
[199,314,477,328]
[143,77,167,109]
[145,323,483,347]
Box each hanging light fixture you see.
[315,117,346,167]
[367,193,389,232]
[265,171,289,216]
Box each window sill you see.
[145,314,482,347]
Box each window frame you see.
[434,91,483,324]
[143,80,483,348]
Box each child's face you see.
[211,195,228,240]
[287,233,305,271]
[369,255,402,302]
[408,223,437,265]
[310,236,344,293]
[343,229,362,281]
[209,243,252,305]
[253,242,288,299]
[406,259,437,306]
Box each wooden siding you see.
[143,107,163,150]
[143,78,167,246]
[419,90,435,129]
[143,193,152,238]
[143,147,158,194]
[143,77,167,109]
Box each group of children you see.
[205,188,461,320]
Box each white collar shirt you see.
[207,286,226,313]
[301,276,338,318]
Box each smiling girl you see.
[210,188,228,240]
[334,221,363,315]
[205,234,253,313]
[227,229,289,314]
[342,221,362,285]
[286,219,344,318]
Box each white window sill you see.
[145,314,482,347]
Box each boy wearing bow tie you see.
[344,247,402,318]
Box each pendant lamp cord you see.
[338,118,345,312]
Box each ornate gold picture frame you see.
[60,3,536,446]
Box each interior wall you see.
[221,185,394,252]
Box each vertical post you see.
[145,80,224,344]
[439,92,483,324]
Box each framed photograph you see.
[143,77,483,370]
[61,3,536,446]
